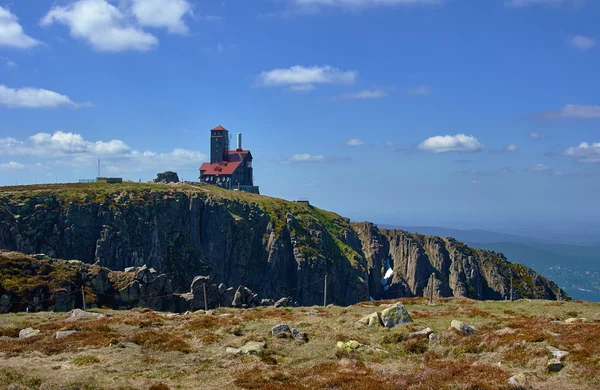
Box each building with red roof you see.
[199,125,259,194]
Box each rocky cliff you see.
[0,183,564,306]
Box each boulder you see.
[19,328,41,339]
[380,303,413,328]
[507,373,527,387]
[232,286,257,308]
[259,299,274,307]
[337,340,365,352]
[565,317,590,324]
[56,330,78,339]
[135,265,158,285]
[225,347,241,355]
[272,324,292,338]
[240,341,267,356]
[357,312,383,328]
[67,309,106,322]
[450,320,477,335]
[221,287,236,308]
[409,327,434,337]
[153,171,180,184]
[291,328,308,343]
[428,333,439,344]
[547,346,569,361]
[547,358,564,372]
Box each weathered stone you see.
[547,346,568,361]
[56,330,78,339]
[357,312,383,328]
[507,373,527,387]
[225,347,241,355]
[428,333,439,344]
[240,341,267,356]
[274,297,293,308]
[409,327,434,337]
[565,317,590,324]
[135,265,158,284]
[450,320,477,335]
[19,328,41,339]
[67,309,106,321]
[232,286,257,308]
[291,328,308,342]
[272,324,292,338]
[547,358,564,372]
[259,299,274,307]
[337,340,365,352]
[380,303,413,328]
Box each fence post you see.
[324,275,328,307]
[203,283,208,312]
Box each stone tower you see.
[210,125,229,163]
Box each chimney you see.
[237,133,242,151]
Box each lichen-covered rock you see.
[19,328,41,339]
[337,340,365,352]
[380,303,413,328]
[428,333,439,344]
[508,373,527,387]
[240,341,267,356]
[357,312,383,327]
[565,317,590,324]
[547,346,568,361]
[450,320,477,335]
[272,324,292,338]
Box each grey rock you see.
[428,333,439,344]
[272,324,291,337]
[225,347,241,355]
[291,328,308,342]
[380,303,413,328]
[274,297,293,308]
[240,341,267,356]
[508,373,527,387]
[260,299,274,307]
[450,320,477,335]
[67,309,105,321]
[19,328,41,339]
[410,327,434,337]
[547,346,569,361]
[56,330,78,339]
[547,358,564,372]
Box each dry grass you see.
[0,299,599,389]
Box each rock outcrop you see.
[0,183,565,306]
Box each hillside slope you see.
[0,183,563,305]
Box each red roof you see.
[200,161,241,176]
[212,125,227,131]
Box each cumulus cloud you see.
[345,138,365,146]
[0,85,89,108]
[0,6,42,49]
[569,35,596,50]
[41,0,159,52]
[407,85,431,95]
[419,134,484,153]
[541,104,600,119]
[504,144,518,152]
[531,163,552,172]
[257,65,357,90]
[335,89,386,100]
[564,142,600,163]
[130,0,192,34]
[0,161,25,170]
[0,131,207,173]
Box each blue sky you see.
[0,0,599,234]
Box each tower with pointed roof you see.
[200,125,259,194]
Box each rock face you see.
[153,171,179,184]
[0,184,565,306]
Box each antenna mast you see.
[97,159,101,179]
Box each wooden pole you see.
[82,289,86,311]
[429,274,434,305]
[558,288,561,301]
[203,283,208,312]
[324,274,328,307]
[510,276,513,302]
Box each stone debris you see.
[55,330,78,339]
[272,324,292,338]
[240,341,267,356]
[450,320,477,335]
[67,309,106,322]
[507,373,527,387]
[19,328,41,339]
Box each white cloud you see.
[419,134,484,153]
[0,131,207,173]
[41,0,158,52]
[0,85,89,108]
[532,163,552,172]
[0,56,17,68]
[407,85,430,95]
[383,140,395,147]
[294,0,442,9]
[564,142,600,163]
[569,35,596,50]
[257,65,357,89]
[0,6,42,49]
[285,153,326,163]
[529,132,546,140]
[290,84,316,92]
[336,89,386,100]
[346,138,365,146]
[505,144,517,152]
[129,0,192,35]
[0,161,25,170]
[541,104,600,119]
[472,180,480,185]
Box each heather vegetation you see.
[0,298,598,389]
